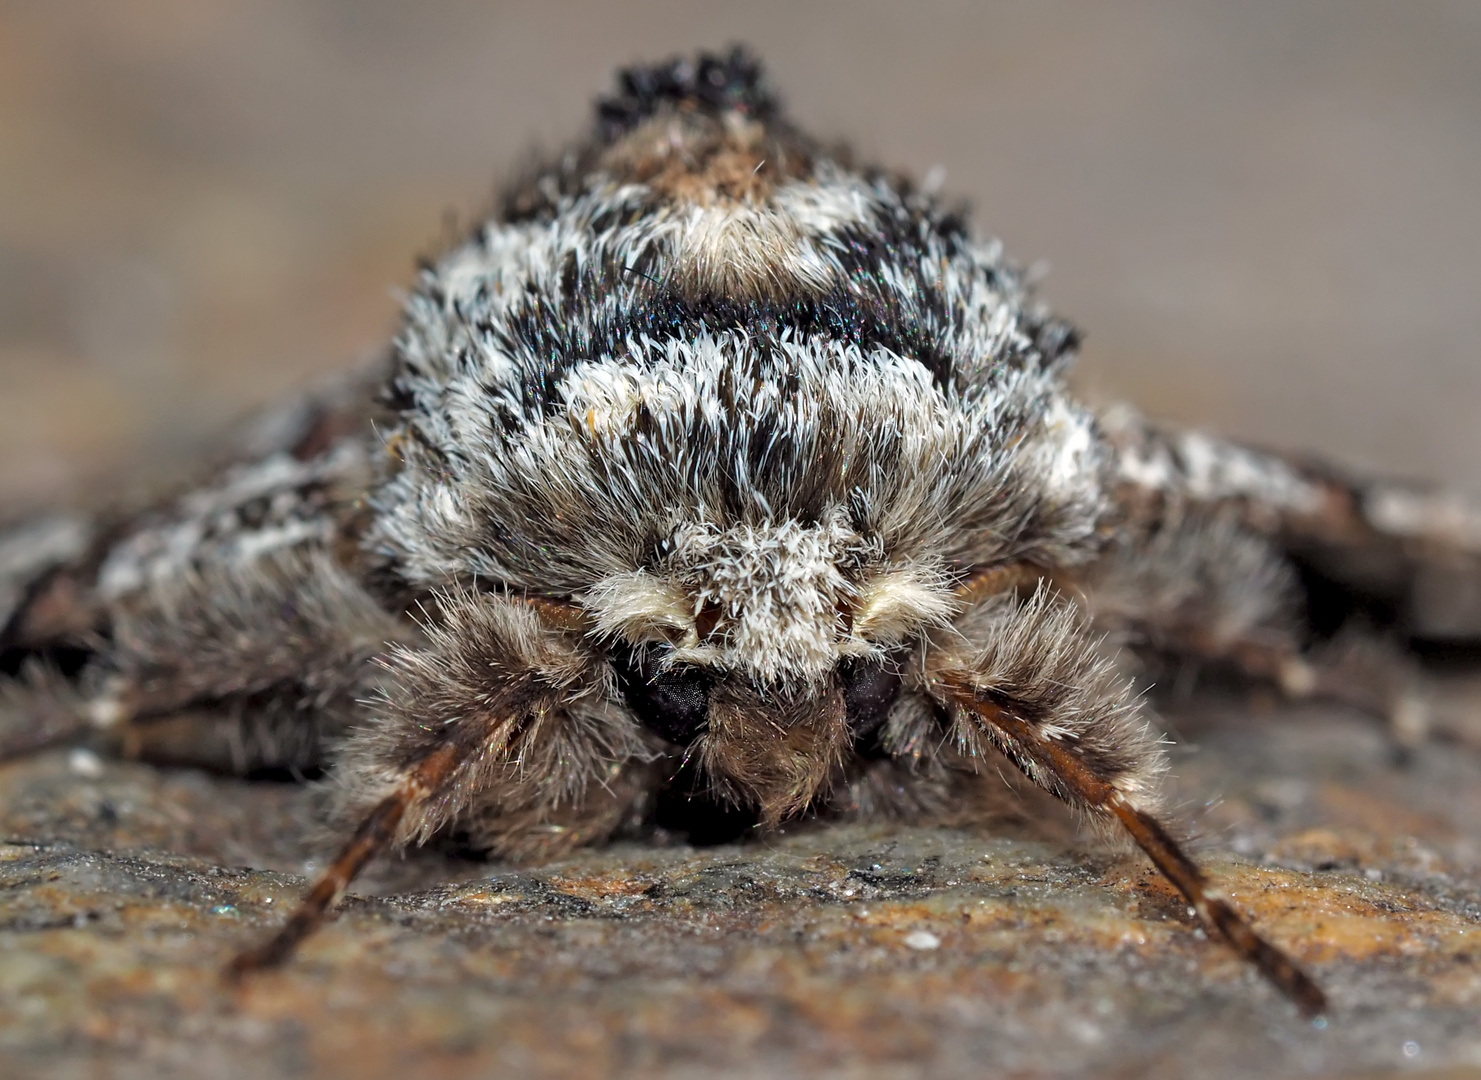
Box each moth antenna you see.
[224,745,459,980]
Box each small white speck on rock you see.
[67,748,105,779]
[903,930,941,951]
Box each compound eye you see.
[840,657,902,743]
[614,648,712,745]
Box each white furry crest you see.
[664,514,860,683]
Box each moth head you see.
[579,508,958,818]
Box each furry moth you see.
[7,47,1481,1017]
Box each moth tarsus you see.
[4,45,1477,1015]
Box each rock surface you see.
[3,695,1481,1079]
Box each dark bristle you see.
[597,45,776,139]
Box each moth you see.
[3,47,1479,1017]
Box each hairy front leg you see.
[922,586,1327,1017]
[1077,507,1433,749]
[228,589,653,977]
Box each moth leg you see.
[0,663,95,760]
[0,525,108,760]
[225,744,458,978]
[226,589,650,976]
[924,587,1327,1017]
[1,546,403,771]
[1078,509,1429,747]
[1192,631,1430,750]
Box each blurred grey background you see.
[2,1,1478,509]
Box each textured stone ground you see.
[3,693,1481,1080]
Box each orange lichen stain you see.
[114,900,213,932]
[231,878,309,910]
[546,869,657,901]
[1286,903,1479,965]
[1231,879,1456,960]
[442,887,522,907]
[966,897,1176,957]
[1103,861,1194,913]
[959,897,1044,932]
[25,884,100,920]
[840,899,948,930]
[1109,857,1481,967]
[828,899,968,950]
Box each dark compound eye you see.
[614,648,712,745]
[840,658,903,748]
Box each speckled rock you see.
[3,694,1481,1080]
